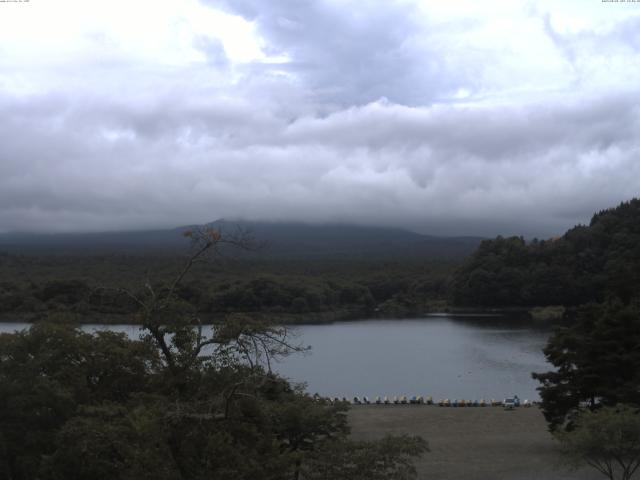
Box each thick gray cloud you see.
[212,0,471,106]
[0,0,639,236]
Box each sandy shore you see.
[348,405,601,480]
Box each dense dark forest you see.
[445,199,640,434]
[0,254,455,324]
[451,199,640,308]
[0,222,477,324]
[0,229,428,479]
[4,200,640,323]
[3,201,640,477]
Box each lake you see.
[0,315,551,400]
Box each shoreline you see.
[0,306,564,326]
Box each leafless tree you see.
[107,225,306,378]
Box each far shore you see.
[0,305,565,325]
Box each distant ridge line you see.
[0,220,484,259]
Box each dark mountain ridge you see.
[0,220,483,260]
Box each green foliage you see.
[37,279,90,304]
[0,320,427,480]
[0,229,427,479]
[555,404,640,480]
[0,323,159,480]
[533,303,640,430]
[529,305,565,322]
[0,255,455,322]
[42,403,176,480]
[452,198,640,307]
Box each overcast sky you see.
[1,0,639,237]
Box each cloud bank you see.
[0,0,639,236]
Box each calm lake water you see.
[0,316,552,400]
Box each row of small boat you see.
[326,396,535,407]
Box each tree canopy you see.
[452,198,640,307]
[0,227,427,480]
[555,404,640,480]
[533,302,640,430]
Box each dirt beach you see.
[348,405,602,480]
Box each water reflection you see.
[0,316,552,400]
[275,317,551,400]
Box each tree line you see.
[0,227,427,480]
[520,201,640,479]
[0,256,452,323]
[451,199,640,308]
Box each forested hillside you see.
[6,200,640,320]
[0,228,428,479]
[0,255,454,323]
[451,199,640,307]
[0,221,481,259]
[0,222,472,323]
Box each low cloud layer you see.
[1,0,639,237]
